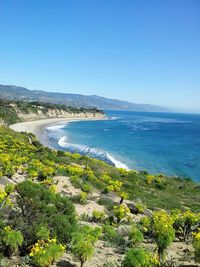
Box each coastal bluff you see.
[0,99,105,125]
[14,106,105,121]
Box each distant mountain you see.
[0,84,169,112]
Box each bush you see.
[106,180,122,193]
[81,183,92,193]
[172,209,200,242]
[65,165,85,177]
[97,197,114,211]
[193,232,200,263]
[36,226,50,240]
[70,175,82,188]
[102,224,124,247]
[123,248,151,267]
[92,210,106,222]
[113,204,130,223]
[119,191,129,204]
[71,225,101,267]
[135,202,146,214]
[146,175,166,190]
[5,184,15,195]
[152,210,175,262]
[0,226,23,257]
[128,225,144,247]
[30,238,65,267]
[139,216,151,234]
[15,180,77,247]
[0,189,8,208]
[20,255,32,267]
[79,191,88,204]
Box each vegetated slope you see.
[0,84,169,112]
[0,98,104,125]
[1,126,200,266]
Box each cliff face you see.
[0,100,105,126]
[14,106,105,122]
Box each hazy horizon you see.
[0,0,199,111]
[1,82,200,114]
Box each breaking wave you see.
[58,136,129,170]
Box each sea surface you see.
[46,110,200,181]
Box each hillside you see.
[0,99,104,125]
[0,126,200,266]
[0,84,169,112]
[0,101,199,267]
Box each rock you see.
[127,203,139,214]
[11,173,26,183]
[117,225,131,236]
[143,209,152,216]
[0,176,13,186]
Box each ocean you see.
[46,110,200,181]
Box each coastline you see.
[10,116,130,170]
[10,117,106,148]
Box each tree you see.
[71,225,101,267]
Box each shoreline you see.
[10,117,106,148]
[10,116,130,170]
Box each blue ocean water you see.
[46,111,200,181]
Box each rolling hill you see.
[0,84,169,112]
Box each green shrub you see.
[16,180,77,246]
[135,202,146,214]
[139,216,151,234]
[113,204,130,223]
[122,248,151,267]
[71,225,101,267]
[193,232,200,262]
[4,184,15,195]
[172,209,200,242]
[128,225,144,247]
[20,255,32,267]
[92,210,106,222]
[152,210,175,262]
[97,197,114,211]
[30,239,65,267]
[0,226,23,257]
[79,191,88,204]
[70,175,82,188]
[81,183,92,193]
[102,224,124,247]
[65,164,85,177]
[36,226,50,240]
[79,213,90,222]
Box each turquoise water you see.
[46,111,200,181]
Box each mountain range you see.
[0,84,169,112]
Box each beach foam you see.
[106,153,130,170]
[46,124,67,131]
[58,135,129,170]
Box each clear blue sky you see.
[0,0,199,111]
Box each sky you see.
[0,0,199,111]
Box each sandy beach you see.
[10,117,105,147]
